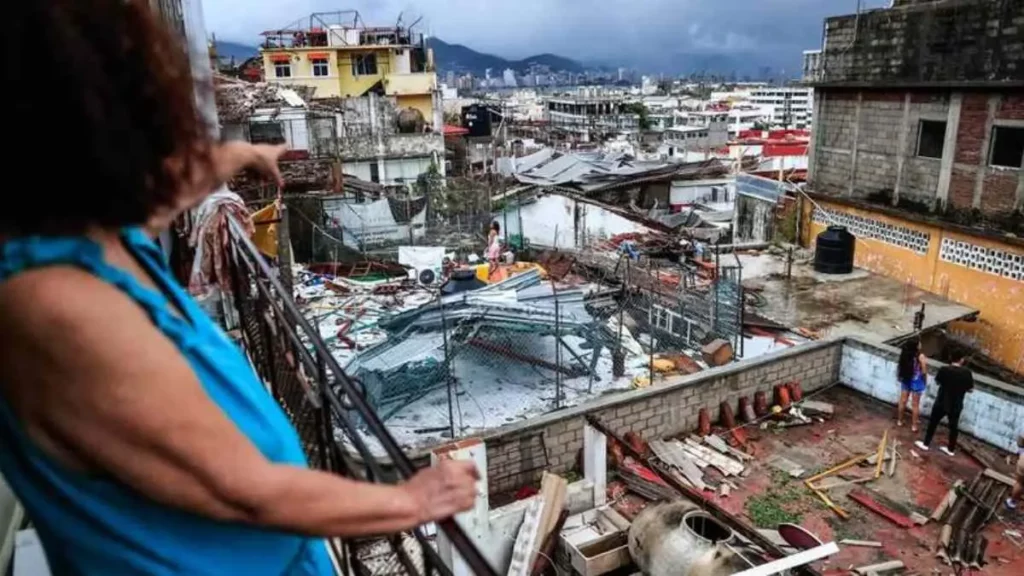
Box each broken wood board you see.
[983,468,1016,487]
[930,481,962,521]
[887,440,899,477]
[839,539,882,548]
[814,476,873,491]
[683,438,745,475]
[731,541,839,576]
[533,471,568,567]
[874,431,888,479]
[807,484,849,519]
[507,497,544,576]
[766,454,806,478]
[852,560,904,575]
[701,435,754,461]
[805,451,874,484]
[848,490,914,528]
[649,439,706,491]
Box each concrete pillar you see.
[807,93,823,186]
[972,95,1001,208]
[893,92,912,205]
[935,92,963,209]
[583,423,607,507]
[848,91,863,197]
[432,439,490,576]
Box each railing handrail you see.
[226,215,497,576]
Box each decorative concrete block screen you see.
[840,338,1024,452]
[939,237,1024,281]
[443,340,843,495]
[812,208,931,254]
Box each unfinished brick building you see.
[808,0,1024,220]
[802,0,1024,377]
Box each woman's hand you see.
[214,142,286,187]
[402,460,480,524]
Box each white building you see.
[748,87,814,129]
[502,69,518,88]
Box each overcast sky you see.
[202,0,890,69]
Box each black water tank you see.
[814,225,856,274]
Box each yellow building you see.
[801,197,1024,375]
[260,17,438,124]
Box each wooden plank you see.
[683,438,745,475]
[702,435,754,461]
[887,441,899,478]
[808,484,849,519]
[848,490,914,528]
[852,560,904,575]
[649,440,706,491]
[839,539,882,548]
[507,498,544,576]
[814,477,873,491]
[874,431,888,479]
[731,542,840,576]
[805,452,875,484]
[983,468,1016,487]
[930,483,961,521]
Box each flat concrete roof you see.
[739,252,978,343]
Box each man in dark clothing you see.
[916,354,974,456]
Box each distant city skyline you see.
[203,0,892,74]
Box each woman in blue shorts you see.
[896,337,928,432]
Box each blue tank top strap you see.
[0,229,198,350]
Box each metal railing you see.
[225,215,496,576]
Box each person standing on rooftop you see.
[896,337,928,432]
[915,352,974,456]
[0,2,477,575]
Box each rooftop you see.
[739,251,977,343]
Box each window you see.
[989,126,1024,168]
[311,58,329,77]
[916,120,946,159]
[353,53,378,76]
[273,62,291,78]
[249,121,285,145]
[369,162,380,183]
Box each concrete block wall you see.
[451,341,843,495]
[811,88,1022,216]
[819,0,1024,85]
[840,338,1024,452]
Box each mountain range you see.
[426,38,592,75]
[212,38,786,79]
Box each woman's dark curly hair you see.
[3,0,211,236]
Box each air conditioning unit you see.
[416,268,439,286]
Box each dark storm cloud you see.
[203,0,890,70]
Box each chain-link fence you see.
[288,221,746,458]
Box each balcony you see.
[224,217,495,576]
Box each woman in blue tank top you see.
[0,2,477,574]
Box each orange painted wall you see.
[802,200,1024,374]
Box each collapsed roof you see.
[498,148,727,193]
[344,269,616,418]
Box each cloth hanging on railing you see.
[188,190,253,297]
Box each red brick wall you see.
[980,171,1019,215]
[999,95,1024,120]
[949,167,976,209]
[954,94,991,165]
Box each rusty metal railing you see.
[225,215,496,576]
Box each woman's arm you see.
[0,268,477,537]
[919,353,928,374]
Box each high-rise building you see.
[502,69,518,88]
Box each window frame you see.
[273,61,292,78]
[915,119,947,159]
[353,53,378,77]
[988,124,1024,169]
[248,121,286,145]
[311,58,330,77]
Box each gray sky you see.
[202,0,889,69]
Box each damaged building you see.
[804,0,1024,376]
